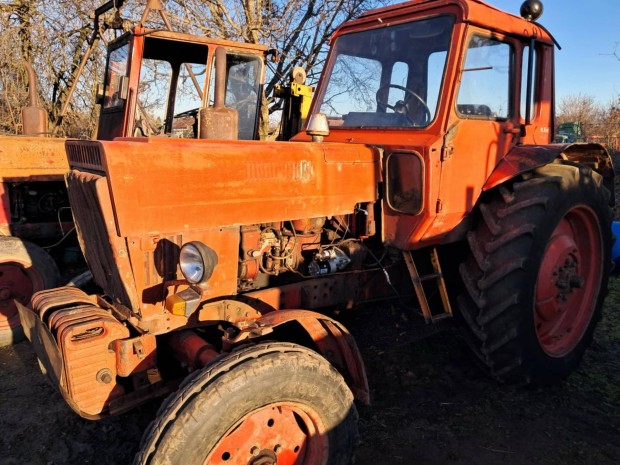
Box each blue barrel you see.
[612,221,620,272]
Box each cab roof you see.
[334,0,555,45]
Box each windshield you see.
[132,36,262,140]
[315,15,454,128]
[209,53,262,140]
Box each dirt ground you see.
[1,276,619,465]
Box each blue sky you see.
[490,0,620,106]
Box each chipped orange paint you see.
[99,138,380,237]
[0,136,67,181]
[65,138,379,332]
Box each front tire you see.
[135,342,358,465]
[0,237,60,346]
[458,163,612,385]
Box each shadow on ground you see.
[1,278,619,465]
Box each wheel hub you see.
[535,206,602,357]
[555,256,584,295]
[249,450,277,465]
[0,262,41,332]
[205,403,325,465]
[536,233,579,321]
[0,264,33,306]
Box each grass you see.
[565,274,620,414]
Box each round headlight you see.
[179,242,218,285]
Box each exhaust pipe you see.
[21,61,48,136]
[199,47,239,140]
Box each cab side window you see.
[520,45,538,120]
[457,35,512,119]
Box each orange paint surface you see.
[98,138,380,237]
[0,136,68,181]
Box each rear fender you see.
[233,309,370,404]
[484,143,614,203]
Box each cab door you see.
[97,35,139,140]
[433,31,520,229]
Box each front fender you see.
[484,143,614,199]
[236,309,370,404]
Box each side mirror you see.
[266,48,280,63]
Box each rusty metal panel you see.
[66,170,140,311]
[96,138,380,237]
[484,143,615,193]
[483,144,560,191]
[65,140,105,172]
[112,333,157,377]
[16,300,64,388]
[31,286,95,322]
[24,292,130,418]
[56,308,129,417]
[243,309,370,404]
[127,227,240,327]
[243,268,396,312]
[0,136,67,181]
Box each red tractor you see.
[0,62,69,346]
[18,1,613,464]
[1,0,300,346]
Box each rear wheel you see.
[0,237,60,346]
[135,342,358,465]
[458,163,612,385]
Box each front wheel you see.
[0,237,60,346]
[458,163,612,385]
[135,342,358,465]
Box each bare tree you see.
[161,0,388,137]
[596,98,620,152]
[0,0,107,137]
[0,1,35,134]
[556,93,602,139]
[1,0,386,137]
[556,93,620,152]
[164,0,384,88]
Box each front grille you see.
[66,169,134,309]
[66,141,104,172]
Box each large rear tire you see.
[135,342,358,465]
[458,163,612,385]
[0,237,60,346]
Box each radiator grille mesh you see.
[65,141,104,172]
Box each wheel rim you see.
[535,205,603,357]
[0,261,44,332]
[204,402,327,465]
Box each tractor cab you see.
[308,0,555,145]
[302,0,561,248]
[96,27,267,141]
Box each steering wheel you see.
[376,84,431,126]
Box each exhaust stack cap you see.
[306,113,329,142]
[520,0,543,22]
